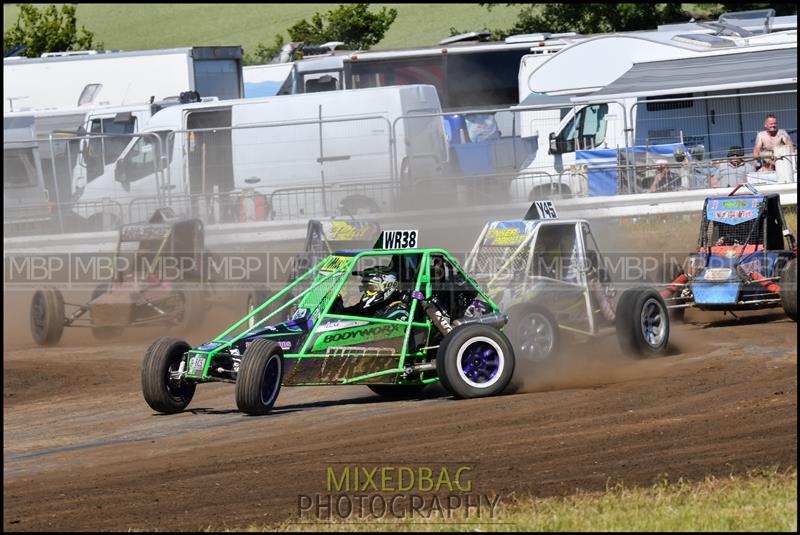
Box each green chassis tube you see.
[183,248,502,386]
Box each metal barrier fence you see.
[4,88,797,238]
[630,89,797,160]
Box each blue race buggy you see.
[660,184,797,322]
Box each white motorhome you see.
[79,84,448,220]
[519,11,797,102]
[513,15,797,197]
[3,46,243,113]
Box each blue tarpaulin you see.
[577,143,691,196]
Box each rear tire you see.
[436,324,515,398]
[339,194,381,215]
[236,339,284,415]
[30,288,65,346]
[141,337,195,413]
[367,384,427,399]
[615,288,670,358]
[781,258,797,322]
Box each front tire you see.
[236,339,284,415]
[436,324,515,398]
[141,337,196,413]
[615,288,670,358]
[781,258,797,321]
[30,288,65,346]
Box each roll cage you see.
[187,248,500,385]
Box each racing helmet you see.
[359,267,399,308]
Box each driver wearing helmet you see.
[351,266,410,321]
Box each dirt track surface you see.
[3,304,796,532]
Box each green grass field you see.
[244,468,796,532]
[2,3,524,57]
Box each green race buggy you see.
[142,235,516,415]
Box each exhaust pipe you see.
[452,311,507,330]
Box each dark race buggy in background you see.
[30,208,229,346]
[246,218,381,327]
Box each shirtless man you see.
[753,114,794,160]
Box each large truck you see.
[76,84,448,222]
[3,46,244,113]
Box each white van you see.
[80,84,448,219]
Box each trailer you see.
[3,46,243,113]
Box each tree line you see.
[4,3,796,63]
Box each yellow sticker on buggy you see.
[327,221,371,241]
[321,255,351,273]
[483,221,536,246]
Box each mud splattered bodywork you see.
[182,248,502,387]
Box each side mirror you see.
[548,132,558,155]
